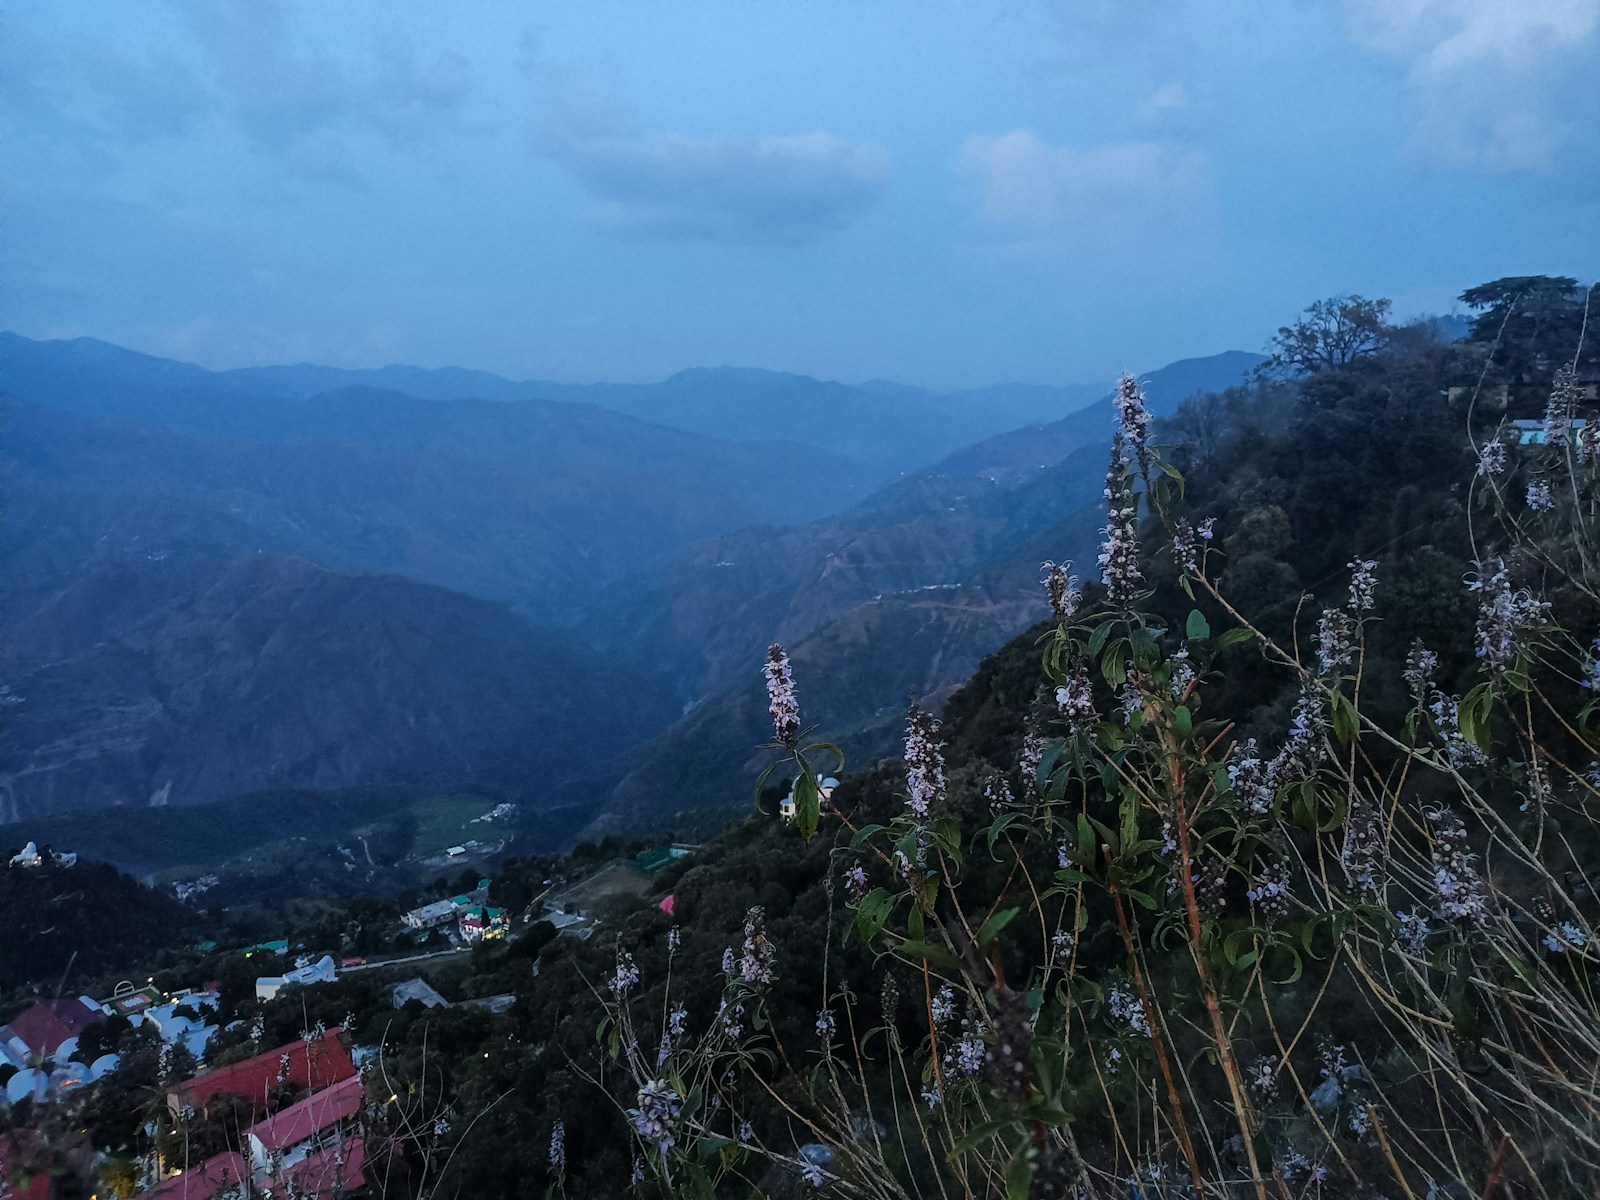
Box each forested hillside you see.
[600,351,1262,817]
[261,277,1597,1198]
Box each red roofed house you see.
[281,1134,369,1198]
[0,998,103,1067]
[167,1028,354,1119]
[146,1150,250,1200]
[246,1074,366,1194]
[246,1074,363,1168]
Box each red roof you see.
[283,1135,368,1198]
[2,999,101,1058]
[168,1028,354,1117]
[146,1152,249,1200]
[246,1074,364,1153]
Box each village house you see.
[457,903,509,942]
[244,1073,366,1193]
[0,997,103,1068]
[146,1150,251,1200]
[255,954,338,1001]
[401,898,459,929]
[167,1027,355,1120]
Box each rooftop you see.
[247,1074,364,1153]
[169,1028,353,1116]
[2,998,102,1059]
[147,1151,250,1200]
[282,1134,369,1198]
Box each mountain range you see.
[0,331,1260,848]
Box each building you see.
[277,1135,370,1198]
[245,1074,365,1177]
[457,904,508,943]
[147,1151,250,1200]
[391,978,450,1010]
[168,1027,355,1119]
[256,955,338,1001]
[401,899,459,929]
[243,939,291,957]
[100,981,162,1019]
[0,998,104,1067]
[777,777,837,823]
[8,841,42,868]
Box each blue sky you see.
[6,0,1599,388]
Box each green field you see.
[410,794,496,855]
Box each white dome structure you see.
[90,1053,121,1079]
[5,1067,48,1104]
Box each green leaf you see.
[987,812,1024,858]
[793,772,820,842]
[1005,1144,1034,1200]
[850,823,888,849]
[1087,620,1115,658]
[1185,609,1211,641]
[855,888,895,944]
[1129,625,1159,667]
[803,741,846,772]
[947,1117,1013,1158]
[1100,639,1128,687]
[976,906,1021,950]
[1076,814,1097,865]
[752,758,786,810]
[1329,690,1359,745]
[696,1136,733,1162]
[1172,705,1193,738]
[932,816,963,859]
[1217,627,1255,650]
[896,940,962,971]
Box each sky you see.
[6,0,1599,389]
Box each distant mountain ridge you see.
[0,330,1259,835]
[2,332,1133,481]
[597,351,1264,816]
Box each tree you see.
[1265,294,1392,375]
[1459,274,1592,384]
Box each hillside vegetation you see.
[296,277,1600,1199]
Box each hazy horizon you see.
[7,1,1598,390]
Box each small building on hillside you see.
[147,1150,250,1200]
[402,899,459,929]
[391,978,450,1010]
[457,905,509,943]
[245,1073,365,1181]
[8,841,42,868]
[167,1027,354,1120]
[0,998,104,1067]
[778,777,838,823]
[256,954,337,1001]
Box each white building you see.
[402,899,459,929]
[256,955,337,1001]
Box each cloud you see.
[1344,0,1600,172]
[181,2,473,154]
[537,79,888,244]
[957,131,1215,268]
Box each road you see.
[341,946,469,972]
